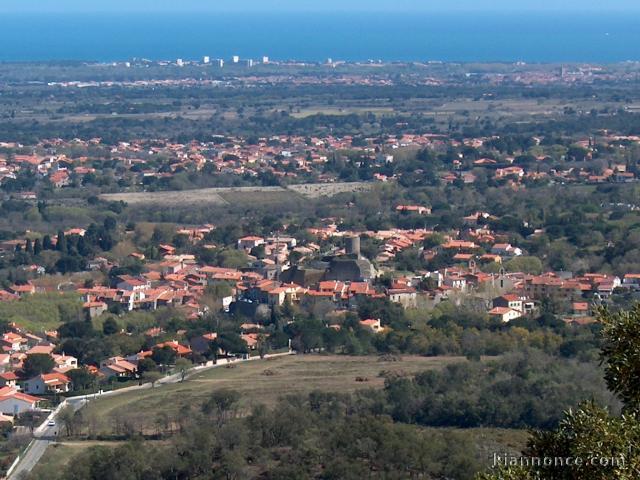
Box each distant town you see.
[0,56,639,479]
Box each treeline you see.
[43,351,615,480]
[48,395,484,480]
[281,297,602,362]
[384,350,617,429]
[11,218,119,276]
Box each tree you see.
[23,354,55,378]
[143,371,163,388]
[174,358,192,382]
[33,238,42,255]
[424,232,445,249]
[151,346,177,367]
[216,249,249,269]
[204,281,233,302]
[257,334,269,359]
[42,234,53,250]
[598,305,640,411]
[56,230,67,252]
[102,317,119,335]
[479,306,640,480]
[58,405,78,437]
[202,389,241,425]
[0,319,12,334]
[216,333,249,355]
[103,216,117,231]
[505,256,543,275]
[67,368,95,391]
[137,358,157,375]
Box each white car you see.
[47,420,56,427]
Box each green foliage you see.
[23,353,55,378]
[67,368,96,391]
[205,281,233,301]
[599,305,640,412]
[137,358,157,374]
[58,390,486,480]
[64,443,156,480]
[215,332,249,355]
[142,371,163,387]
[215,249,250,269]
[479,402,640,480]
[0,293,82,331]
[384,350,615,429]
[480,306,640,480]
[505,256,544,274]
[151,346,177,366]
[101,317,119,336]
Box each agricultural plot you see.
[100,182,373,205]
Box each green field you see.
[31,354,529,479]
[81,354,468,435]
[0,293,82,332]
[290,107,395,118]
[29,441,125,480]
[98,182,373,207]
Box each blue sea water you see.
[0,12,638,63]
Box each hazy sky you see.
[1,0,639,13]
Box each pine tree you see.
[56,230,66,252]
[42,235,53,250]
[33,238,42,256]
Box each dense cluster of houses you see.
[0,227,636,424]
[0,328,70,419]
[0,129,638,424]
[2,205,639,332]
[1,129,638,197]
[0,323,206,422]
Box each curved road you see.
[8,352,293,479]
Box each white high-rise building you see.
[262,56,270,64]
[176,58,184,67]
[215,59,224,68]
[203,56,210,64]
[232,55,240,64]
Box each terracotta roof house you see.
[359,318,383,333]
[155,340,192,357]
[24,373,71,395]
[0,389,41,415]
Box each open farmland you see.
[32,354,528,480]
[29,442,126,480]
[81,354,469,436]
[99,182,373,206]
[288,181,373,198]
[99,188,230,206]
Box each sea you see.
[0,12,639,63]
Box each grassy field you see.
[0,292,82,332]
[81,354,466,435]
[29,441,125,480]
[290,107,395,118]
[33,355,529,478]
[99,182,372,206]
[32,428,527,480]
[99,188,231,206]
[288,181,373,198]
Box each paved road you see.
[8,352,293,479]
